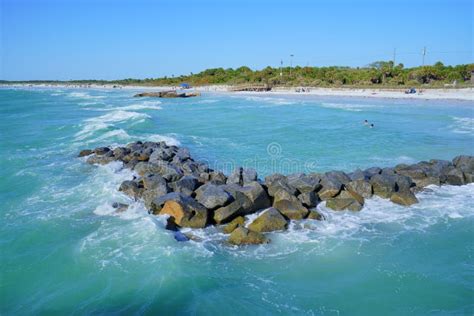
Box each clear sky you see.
[1,0,472,80]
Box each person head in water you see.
[370,123,374,128]
[364,120,369,125]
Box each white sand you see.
[2,83,472,101]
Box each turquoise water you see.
[1,87,473,315]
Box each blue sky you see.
[1,0,472,80]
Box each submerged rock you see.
[390,190,418,206]
[326,190,364,211]
[228,227,269,245]
[222,216,245,234]
[248,207,288,232]
[307,210,325,220]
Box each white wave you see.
[369,155,417,166]
[93,129,131,142]
[75,110,150,141]
[146,134,181,146]
[67,91,105,100]
[450,116,474,134]
[320,102,381,112]
[195,99,219,104]
[117,101,163,111]
[234,95,297,106]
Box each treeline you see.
[3,61,473,88]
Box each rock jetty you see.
[133,91,200,98]
[79,142,474,245]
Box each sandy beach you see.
[2,83,473,101]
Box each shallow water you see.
[1,87,473,315]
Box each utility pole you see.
[290,54,294,77]
[392,48,396,66]
[422,46,426,66]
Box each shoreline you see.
[1,83,473,101]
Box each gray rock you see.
[119,180,143,200]
[214,191,251,224]
[227,168,258,185]
[169,175,201,195]
[370,174,396,198]
[318,175,343,200]
[264,174,297,197]
[273,190,309,220]
[345,179,373,198]
[452,155,474,173]
[297,191,319,208]
[364,167,382,178]
[445,168,465,185]
[195,184,233,209]
[287,173,321,193]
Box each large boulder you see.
[318,175,343,200]
[297,191,319,208]
[272,190,309,220]
[118,180,143,200]
[248,207,288,232]
[169,175,201,195]
[348,169,370,181]
[195,184,233,209]
[445,168,465,185]
[228,227,269,245]
[390,190,418,206]
[142,173,168,190]
[149,147,174,162]
[326,190,364,211]
[370,174,396,198]
[150,192,189,214]
[141,174,169,208]
[214,191,251,224]
[236,181,271,213]
[264,174,298,197]
[208,171,227,185]
[286,173,322,193]
[227,168,258,185]
[364,167,382,178]
[345,179,373,198]
[452,155,474,173]
[394,174,414,192]
[159,196,208,228]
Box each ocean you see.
[1,87,473,315]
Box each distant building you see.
[471,71,474,84]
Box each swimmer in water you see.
[364,120,369,125]
[370,123,374,128]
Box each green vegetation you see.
[2,61,473,88]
